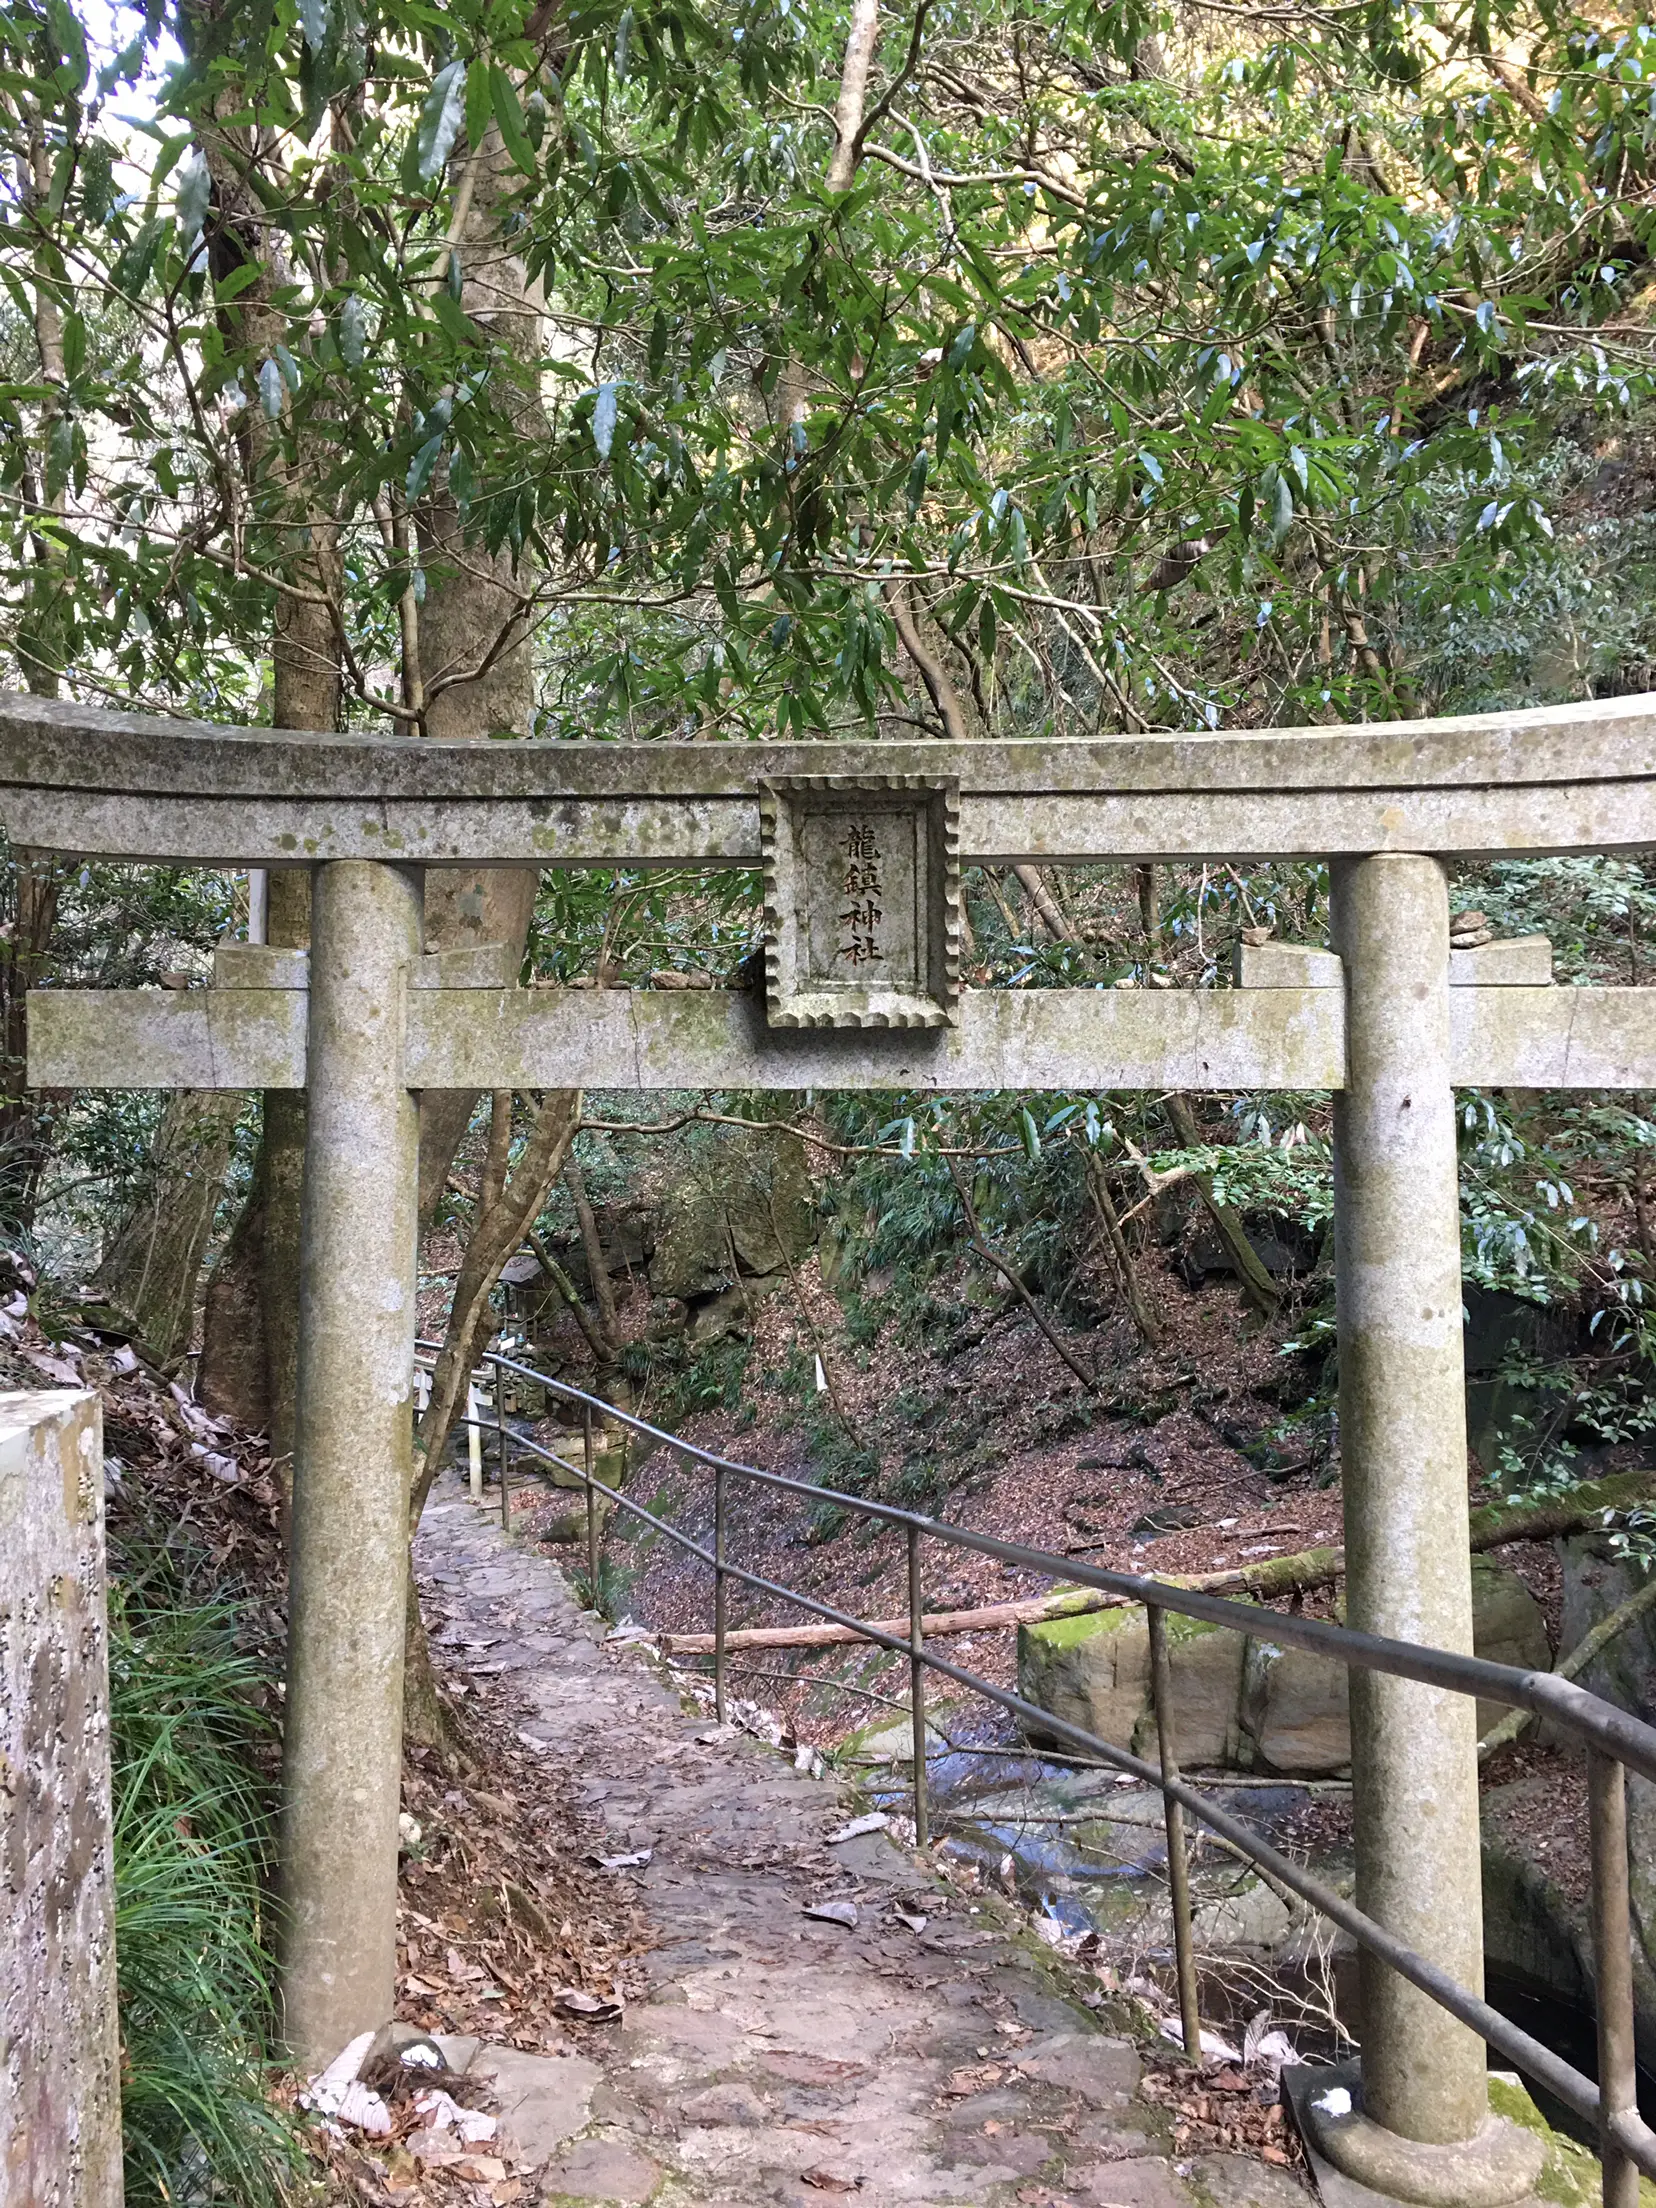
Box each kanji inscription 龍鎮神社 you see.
[761,775,962,1029]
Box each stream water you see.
[859,1707,1355,2060]
[860,1710,1652,2139]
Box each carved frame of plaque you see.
[760,775,961,1029]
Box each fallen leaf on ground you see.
[552,1986,624,2022]
[943,2064,1004,2097]
[800,2169,862,2191]
[803,1898,859,1929]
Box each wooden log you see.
[658,1477,1655,1660]
[1467,1470,1655,1552]
[659,1589,1126,1655]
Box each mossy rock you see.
[649,1126,816,1299]
[1487,2072,1656,2206]
[1018,1595,1249,1768]
[839,1701,967,1765]
[1020,1562,1548,1777]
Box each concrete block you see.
[411,942,518,990]
[1235,942,1342,989]
[212,942,309,989]
[0,1389,122,2208]
[1449,935,1553,986]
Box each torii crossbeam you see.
[7,686,1655,2206]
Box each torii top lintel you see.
[2,688,1655,868]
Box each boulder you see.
[1017,1605,1247,1769]
[1559,1532,1656,1718]
[649,1127,816,1301]
[1240,1639,1349,1775]
[1468,1551,1552,1733]
[1020,1558,1549,1776]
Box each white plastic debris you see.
[304,2030,373,2113]
[596,1848,652,1870]
[301,2031,392,2135]
[827,1812,888,1843]
[1253,2030,1304,2074]
[109,1344,138,1374]
[400,2042,442,2069]
[398,1811,424,1849]
[1158,2016,1242,2064]
[412,2088,497,2145]
[1313,2086,1353,2119]
[1243,2009,1304,2075]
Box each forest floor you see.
[379,1461,1319,2208]
[547,1250,1585,1752]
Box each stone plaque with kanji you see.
[760,777,961,1028]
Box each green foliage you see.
[3,0,1656,739]
[108,1553,301,2208]
[643,1331,752,1422]
[569,1552,630,1619]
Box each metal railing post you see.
[466,1380,483,1501]
[583,1403,599,1607]
[1590,1749,1640,2208]
[908,1522,929,1848]
[1149,1602,1202,2065]
[495,1364,511,1533]
[714,1462,729,1726]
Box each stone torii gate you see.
[7,687,1656,2201]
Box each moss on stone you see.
[1486,2073,1656,2207]
[1024,1603,1139,1651]
[1024,1597,1246,1653]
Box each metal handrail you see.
[439,1342,1656,2190]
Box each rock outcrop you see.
[1016,1557,1550,1775]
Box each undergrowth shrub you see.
[109,1548,302,2206]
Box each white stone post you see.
[0,1389,122,2208]
[1321,853,1539,2204]
[279,860,421,2069]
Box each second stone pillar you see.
[1325,852,1539,2205]
[279,859,421,2070]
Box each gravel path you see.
[413,1469,1314,2208]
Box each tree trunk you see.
[88,1090,243,1370]
[199,1135,268,1425]
[1084,1153,1161,1346]
[412,121,549,1223]
[193,72,343,1449]
[403,1089,581,1748]
[199,873,312,1464]
[0,121,75,1225]
[1164,1093,1282,1316]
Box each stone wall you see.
[0,1388,122,2207]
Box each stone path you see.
[413,1468,1313,2208]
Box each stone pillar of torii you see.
[7,689,1655,2202]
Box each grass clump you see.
[110,1549,305,2206]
